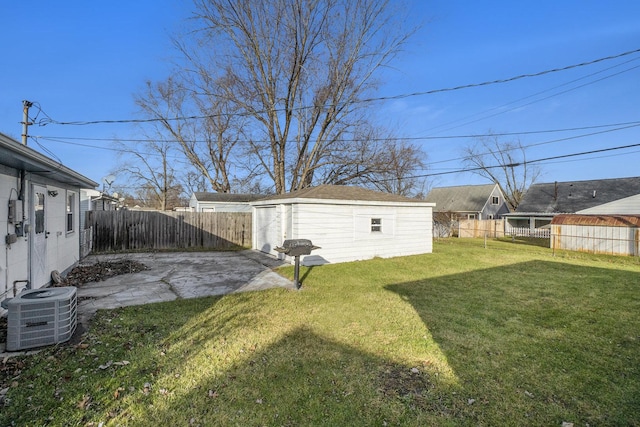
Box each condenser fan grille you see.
[6,286,77,351]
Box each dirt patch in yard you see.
[54,260,149,287]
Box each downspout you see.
[18,169,26,217]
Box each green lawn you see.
[2,239,639,426]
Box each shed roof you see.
[425,184,497,212]
[516,177,640,214]
[0,132,97,188]
[193,192,265,203]
[551,214,640,227]
[254,185,426,204]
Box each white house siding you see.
[42,186,81,283]
[195,202,253,212]
[190,192,259,212]
[577,194,640,215]
[188,194,197,211]
[0,166,30,302]
[2,174,84,311]
[1,133,97,312]
[276,202,432,266]
[80,189,94,230]
[482,186,510,219]
[551,224,639,256]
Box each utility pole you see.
[21,100,33,145]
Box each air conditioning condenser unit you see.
[6,286,77,351]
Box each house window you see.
[66,192,75,233]
[371,218,382,232]
[35,192,45,234]
[492,196,499,205]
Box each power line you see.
[35,47,640,127]
[422,59,640,135]
[382,142,640,182]
[421,122,640,168]
[31,137,198,167]
[34,119,640,145]
[360,48,640,102]
[35,121,640,174]
[532,148,640,166]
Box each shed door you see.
[255,206,278,254]
[30,185,48,288]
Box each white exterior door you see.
[30,185,48,288]
[255,206,279,255]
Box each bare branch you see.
[463,135,542,210]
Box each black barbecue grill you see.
[274,239,320,289]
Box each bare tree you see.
[112,138,186,210]
[166,0,416,194]
[463,135,541,210]
[183,171,208,195]
[135,77,245,193]
[367,140,429,197]
[320,125,428,197]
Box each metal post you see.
[293,255,301,289]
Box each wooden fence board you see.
[458,219,506,238]
[89,211,252,252]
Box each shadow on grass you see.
[3,257,640,426]
[497,236,550,248]
[121,327,464,426]
[387,260,640,426]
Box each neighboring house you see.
[79,189,119,230]
[577,193,640,215]
[424,183,510,220]
[504,177,640,234]
[251,185,435,266]
[189,192,264,212]
[0,133,97,311]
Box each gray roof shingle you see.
[515,177,640,213]
[255,185,423,203]
[193,192,265,203]
[425,184,497,212]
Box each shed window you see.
[492,196,499,205]
[66,192,75,233]
[371,218,382,232]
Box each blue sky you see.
[1,1,639,191]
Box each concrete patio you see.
[0,250,293,356]
[75,250,294,325]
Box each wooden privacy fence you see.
[458,219,505,238]
[89,211,252,252]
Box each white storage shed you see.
[251,185,435,265]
